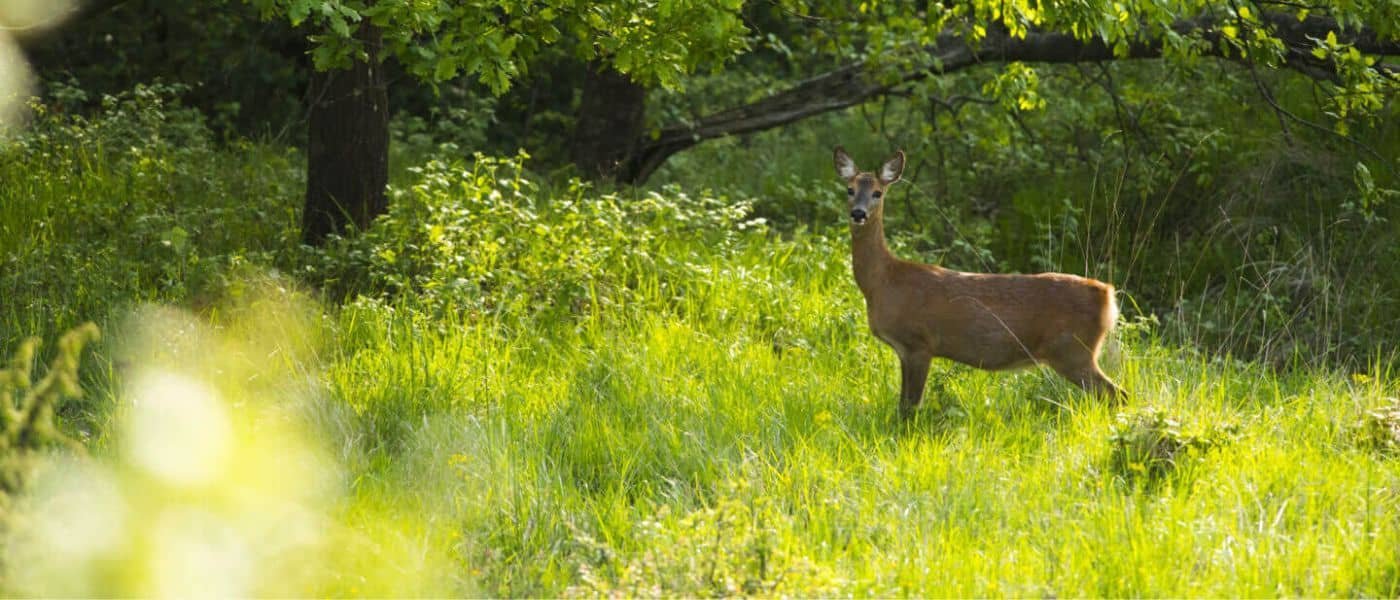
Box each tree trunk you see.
[302,21,389,245]
[571,62,645,181]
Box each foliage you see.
[249,0,749,91]
[3,294,455,597]
[25,0,309,137]
[791,0,1399,122]
[304,151,763,316]
[5,73,1400,597]
[0,82,301,357]
[1354,399,1400,455]
[0,324,99,499]
[1108,406,1238,483]
[568,479,838,597]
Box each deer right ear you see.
[834,146,858,179]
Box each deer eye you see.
[846,187,854,195]
[873,191,883,198]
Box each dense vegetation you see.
[2,0,1399,596]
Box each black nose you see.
[850,208,867,222]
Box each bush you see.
[1354,400,1400,455]
[1108,407,1237,484]
[304,152,765,318]
[1,82,301,353]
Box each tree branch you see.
[619,11,1398,184]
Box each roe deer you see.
[834,146,1124,418]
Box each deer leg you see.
[1094,369,1127,404]
[1052,361,1126,404]
[898,354,933,419]
[1042,332,1125,404]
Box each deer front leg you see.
[898,354,932,419]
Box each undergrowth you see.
[1107,406,1238,485]
[1,82,1398,596]
[1355,399,1400,455]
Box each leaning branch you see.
[619,12,1397,184]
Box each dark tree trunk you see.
[570,62,646,181]
[302,21,389,245]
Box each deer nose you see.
[850,208,867,224]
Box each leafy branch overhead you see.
[621,0,1398,182]
[247,0,750,92]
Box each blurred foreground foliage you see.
[0,324,98,499]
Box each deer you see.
[834,146,1125,418]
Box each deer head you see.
[833,146,904,226]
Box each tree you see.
[615,0,1398,183]
[301,19,388,244]
[570,61,646,179]
[249,0,751,243]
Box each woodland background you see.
[1,0,1398,595]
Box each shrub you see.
[1,82,301,352]
[1107,406,1237,484]
[1354,400,1400,455]
[304,152,765,317]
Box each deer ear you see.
[834,146,858,179]
[879,150,905,185]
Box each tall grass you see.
[2,83,1398,596]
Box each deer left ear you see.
[879,150,905,185]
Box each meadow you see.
[2,84,1398,597]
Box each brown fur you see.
[835,146,1124,418]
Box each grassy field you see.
[2,89,1399,597]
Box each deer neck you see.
[850,205,895,297]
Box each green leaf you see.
[433,57,457,81]
[288,0,313,25]
[328,14,351,38]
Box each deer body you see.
[836,146,1123,417]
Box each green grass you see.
[3,87,1399,596]
[326,259,1399,597]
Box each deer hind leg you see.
[898,354,933,419]
[1055,362,1125,403]
[1045,336,1126,403]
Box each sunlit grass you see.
[2,93,1398,596]
[318,250,1399,596]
